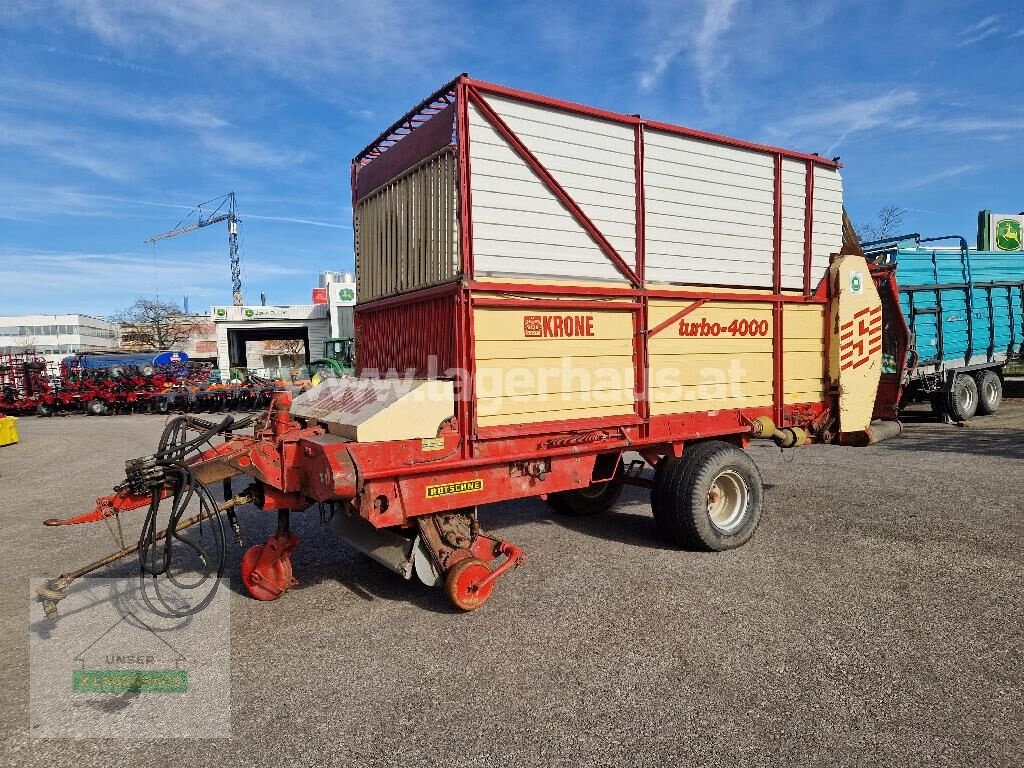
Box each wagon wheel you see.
[444,557,493,611]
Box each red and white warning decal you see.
[839,306,882,371]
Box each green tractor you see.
[307,337,355,381]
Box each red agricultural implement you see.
[37,76,909,618]
[0,353,281,417]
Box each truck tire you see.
[946,373,978,422]
[654,440,763,551]
[651,441,720,529]
[974,369,1002,415]
[547,454,622,516]
[36,402,53,417]
[86,399,106,416]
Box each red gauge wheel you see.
[444,557,494,612]
[241,543,294,601]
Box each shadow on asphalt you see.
[873,426,1024,460]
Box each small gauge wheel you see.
[444,557,493,611]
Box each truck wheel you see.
[547,454,623,516]
[444,557,493,611]
[651,440,723,530]
[548,480,622,516]
[946,374,978,421]
[650,454,680,529]
[654,440,763,551]
[974,369,1002,415]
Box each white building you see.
[320,271,357,339]
[0,314,118,364]
[209,304,331,375]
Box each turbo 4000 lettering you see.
[678,317,769,337]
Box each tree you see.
[113,298,202,351]
[16,335,38,354]
[858,205,907,243]
[263,338,307,356]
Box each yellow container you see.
[0,416,18,446]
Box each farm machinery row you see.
[0,352,284,417]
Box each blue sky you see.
[0,1,1021,317]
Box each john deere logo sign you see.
[215,308,227,317]
[339,287,355,302]
[244,309,255,317]
[995,219,1022,252]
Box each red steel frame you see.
[350,74,841,476]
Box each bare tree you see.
[858,205,907,243]
[263,338,307,356]
[113,298,202,351]
[16,335,38,354]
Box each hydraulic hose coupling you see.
[749,416,806,449]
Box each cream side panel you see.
[477,94,637,267]
[473,307,635,426]
[468,103,627,282]
[780,159,807,291]
[644,129,774,288]
[647,299,774,415]
[811,167,844,287]
[783,305,826,404]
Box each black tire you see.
[547,454,623,516]
[86,399,106,416]
[650,454,680,529]
[946,373,978,421]
[654,440,763,551]
[651,441,722,529]
[155,397,171,414]
[974,369,1002,416]
[36,402,53,417]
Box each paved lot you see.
[1,403,1021,766]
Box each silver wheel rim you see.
[962,385,974,410]
[707,469,749,533]
[985,380,997,404]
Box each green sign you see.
[215,308,227,317]
[72,669,188,693]
[339,287,355,302]
[850,272,863,293]
[995,218,1022,251]
[244,309,254,317]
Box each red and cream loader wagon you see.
[37,76,906,616]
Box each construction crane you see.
[145,192,243,306]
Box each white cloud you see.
[901,164,980,189]
[692,0,742,104]
[765,90,920,154]
[957,14,1001,47]
[52,0,446,84]
[0,248,308,314]
[0,117,133,179]
[198,134,308,169]
[638,0,740,100]
[1010,29,1024,39]
[963,15,999,34]
[957,27,1000,47]
[0,76,228,130]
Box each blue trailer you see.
[864,234,1024,420]
[61,351,189,377]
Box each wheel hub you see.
[706,469,749,533]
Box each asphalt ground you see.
[0,401,1021,767]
